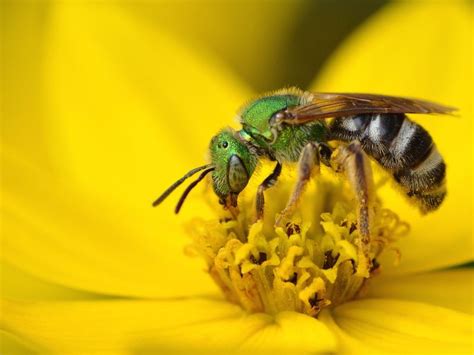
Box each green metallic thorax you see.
[240,94,301,140]
[239,90,327,162]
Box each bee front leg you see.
[332,141,374,277]
[256,162,282,220]
[275,142,322,227]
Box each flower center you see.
[187,175,408,317]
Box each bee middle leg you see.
[332,141,374,276]
[275,142,322,227]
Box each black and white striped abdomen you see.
[329,113,446,212]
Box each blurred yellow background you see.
[1,1,472,354]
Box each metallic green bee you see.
[153,87,453,244]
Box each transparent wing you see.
[282,93,456,124]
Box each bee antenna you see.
[152,164,212,207]
[175,167,215,214]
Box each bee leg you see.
[256,162,282,220]
[223,193,240,220]
[275,142,321,227]
[332,141,374,276]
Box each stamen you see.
[186,176,407,317]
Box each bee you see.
[153,88,454,258]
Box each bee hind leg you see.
[275,142,322,227]
[332,141,374,277]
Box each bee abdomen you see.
[393,146,446,212]
[330,114,446,212]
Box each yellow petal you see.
[2,1,252,298]
[1,150,217,298]
[313,2,473,274]
[0,331,39,355]
[326,299,473,354]
[240,311,336,353]
[1,262,102,301]
[319,311,377,355]
[127,1,306,91]
[366,269,474,315]
[1,298,336,354]
[43,2,250,210]
[1,2,54,167]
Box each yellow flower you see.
[1,1,473,354]
[188,176,408,318]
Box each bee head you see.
[152,128,257,213]
[209,128,258,207]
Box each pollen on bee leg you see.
[185,176,408,317]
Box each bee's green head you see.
[152,128,257,213]
[209,128,258,206]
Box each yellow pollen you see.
[186,175,408,317]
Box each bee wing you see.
[283,93,457,124]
